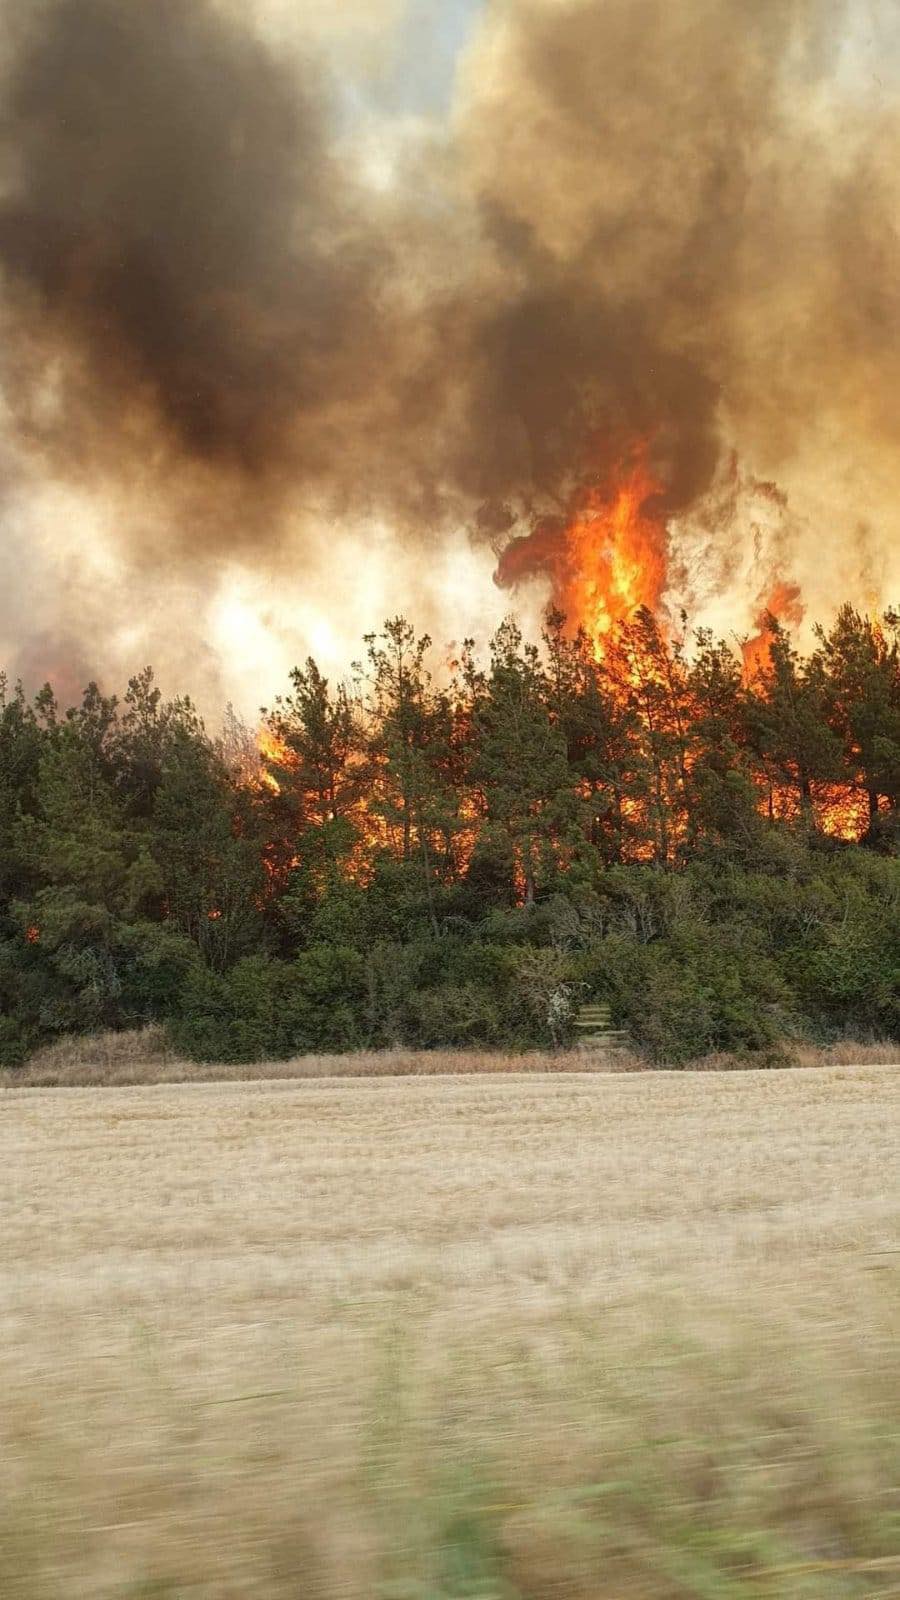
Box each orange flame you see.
[496,446,668,654]
[257,725,290,794]
[813,782,872,842]
[762,778,875,843]
[742,580,805,683]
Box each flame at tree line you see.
[10,597,898,965]
[495,446,668,656]
[741,580,806,687]
[6,603,897,1069]
[251,447,896,875]
[481,444,886,855]
[247,597,899,903]
[493,445,811,686]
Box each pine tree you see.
[817,605,900,832]
[362,619,462,934]
[12,725,165,1034]
[686,629,758,849]
[542,611,643,865]
[744,620,844,826]
[603,609,693,864]
[0,674,45,904]
[152,729,264,970]
[468,618,573,905]
[114,666,205,817]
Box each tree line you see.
[1,603,898,1066]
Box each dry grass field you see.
[2,1065,899,1598]
[4,1024,899,1087]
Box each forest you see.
[1,603,898,1067]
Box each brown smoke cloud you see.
[0,0,897,700]
[452,0,898,554]
[0,0,397,520]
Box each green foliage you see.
[169,945,367,1061]
[361,935,520,1048]
[2,609,898,1066]
[586,929,787,1064]
[817,605,900,825]
[151,728,265,968]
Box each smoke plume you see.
[0,0,897,703]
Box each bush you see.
[170,946,367,1061]
[578,925,789,1065]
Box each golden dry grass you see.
[4,1025,899,1087]
[2,1026,630,1088]
[1,1066,899,1597]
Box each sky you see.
[374,0,485,114]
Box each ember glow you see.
[496,448,668,655]
[761,780,880,844]
[255,718,392,884]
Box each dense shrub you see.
[161,850,899,1064]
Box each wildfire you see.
[496,446,668,654]
[257,725,291,794]
[243,496,872,883]
[742,580,805,684]
[762,778,874,843]
[813,783,872,842]
[254,719,389,886]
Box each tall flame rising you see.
[245,446,882,870]
[257,726,288,794]
[496,447,667,655]
[494,446,874,846]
